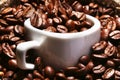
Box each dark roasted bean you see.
[1,7,13,15]
[43,66,55,78]
[92,41,107,53]
[79,55,90,65]
[102,68,115,79]
[44,26,57,32]
[55,73,66,80]
[57,25,68,33]
[2,43,15,58]
[93,64,105,74]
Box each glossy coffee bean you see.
[43,66,55,78]
[92,64,105,74]
[55,73,66,80]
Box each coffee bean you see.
[0,71,4,77]
[14,25,24,36]
[115,16,120,29]
[2,43,15,58]
[93,65,105,74]
[77,63,86,69]
[86,61,94,72]
[1,7,13,15]
[65,19,76,31]
[57,25,68,33]
[104,45,117,57]
[67,76,75,80]
[55,73,66,80]
[72,1,83,12]
[53,17,62,24]
[85,74,93,80]
[64,67,79,76]
[109,30,120,44]
[33,70,44,79]
[79,55,90,65]
[106,60,115,68]
[102,68,115,79]
[101,28,110,40]
[8,59,18,69]
[92,41,107,53]
[43,66,55,78]
[30,11,42,28]
[44,26,57,32]
[4,70,14,78]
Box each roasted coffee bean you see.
[44,26,57,32]
[47,18,53,26]
[80,27,88,31]
[14,25,24,36]
[8,59,18,69]
[93,64,105,74]
[43,66,55,78]
[30,11,42,28]
[85,74,93,80]
[72,1,83,12]
[55,73,66,80]
[53,17,62,24]
[104,45,117,57]
[65,19,76,31]
[102,68,115,79]
[64,67,79,76]
[57,25,68,33]
[92,41,107,53]
[1,7,13,15]
[89,3,98,9]
[0,19,8,26]
[101,28,110,40]
[60,14,68,22]
[77,63,86,69]
[112,58,120,66]
[79,55,90,65]
[0,71,4,77]
[106,20,116,31]
[115,70,120,79]
[106,60,115,68]
[2,43,15,58]
[109,30,120,43]
[115,16,120,29]
[33,70,44,79]
[4,70,14,78]
[67,76,75,80]
[92,53,108,62]
[86,61,94,71]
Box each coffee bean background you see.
[0,0,120,80]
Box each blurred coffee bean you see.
[92,64,105,74]
[92,41,107,53]
[55,72,66,80]
[101,28,110,40]
[1,7,13,15]
[57,25,68,33]
[33,70,44,79]
[2,43,15,58]
[8,59,18,69]
[79,55,90,65]
[102,68,115,79]
[67,76,75,80]
[64,67,79,76]
[85,74,93,80]
[14,25,24,36]
[106,60,115,68]
[86,61,94,72]
[53,17,62,24]
[72,1,83,12]
[43,66,55,78]
[65,19,76,31]
[0,71,4,77]
[77,63,86,69]
[115,16,120,29]
[44,26,57,32]
[4,70,14,78]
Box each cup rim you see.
[24,15,101,39]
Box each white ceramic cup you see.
[16,15,101,70]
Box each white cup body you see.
[16,15,101,70]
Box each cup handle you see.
[16,37,46,70]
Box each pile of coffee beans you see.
[0,0,120,80]
[30,0,93,33]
